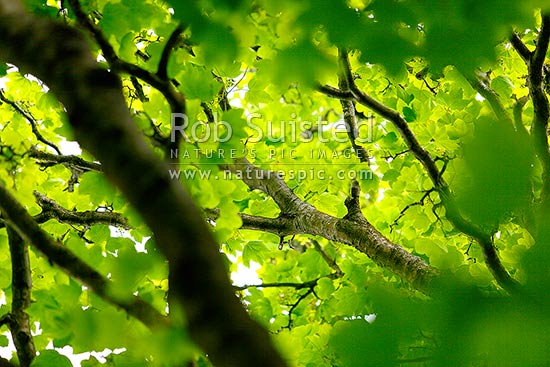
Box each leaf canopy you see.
[0,0,548,366]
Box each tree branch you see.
[0,4,287,366]
[390,189,435,232]
[345,84,445,188]
[6,226,36,367]
[531,16,550,75]
[0,184,168,329]
[337,49,369,163]
[33,191,130,229]
[285,288,314,329]
[234,275,335,291]
[206,208,295,236]
[318,59,521,293]
[28,146,101,192]
[222,159,438,293]
[528,14,550,203]
[309,239,343,276]
[0,90,61,154]
[343,179,368,224]
[28,146,101,172]
[0,191,129,232]
[66,0,186,156]
[157,24,183,81]
[510,32,532,63]
[222,158,306,213]
[316,84,355,100]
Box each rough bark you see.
[6,227,36,367]
[220,159,438,293]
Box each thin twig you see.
[285,289,314,329]
[234,276,331,291]
[309,240,343,276]
[390,189,435,232]
[0,90,61,154]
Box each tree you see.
[0,0,548,365]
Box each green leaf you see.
[330,319,398,367]
[402,106,416,122]
[70,308,128,352]
[263,40,333,88]
[242,240,270,266]
[454,116,535,227]
[316,278,335,299]
[109,246,152,295]
[382,169,400,182]
[490,75,514,98]
[195,23,238,69]
[31,350,72,367]
[7,2,550,366]
[177,63,221,101]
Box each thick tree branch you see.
[0,184,168,329]
[0,3,287,366]
[510,20,550,207]
[222,158,306,213]
[223,159,438,293]
[6,226,36,367]
[531,16,550,76]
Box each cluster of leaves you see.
[0,0,549,366]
